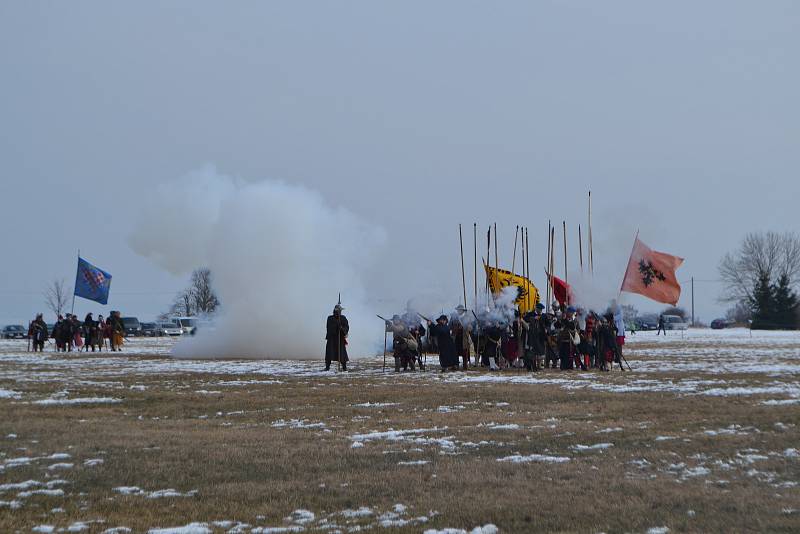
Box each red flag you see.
[545,270,573,306]
[620,236,684,305]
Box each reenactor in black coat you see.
[31,314,48,352]
[325,304,349,371]
[427,315,459,372]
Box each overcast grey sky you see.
[1,1,798,326]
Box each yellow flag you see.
[485,264,540,314]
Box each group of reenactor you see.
[26,311,126,353]
[366,302,629,373]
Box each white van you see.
[663,315,688,330]
[171,317,197,335]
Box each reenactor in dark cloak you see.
[522,304,545,371]
[31,314,48,352]
[325,304,349,371]
[427,315,459,372]
[481,322,503,370]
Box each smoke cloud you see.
[129,166,386,359]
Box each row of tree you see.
[719,231,800,330]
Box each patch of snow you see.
[572,443,614,451]
[33,397,122,405]
[497,454,570,464]
[339,507,373,518]
[285,509,315,525]
[17,489,65,498]
[398,460,429,466]
[147,523,212,534]
[32,526,56,534]
[271,419,326,429]
[0,479,41,492]
[84,458,104,467]
[47,462,74,470]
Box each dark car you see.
[710,318,730,330]
[140,322,162,337]
[2,325,27,339]
[121,317,142,337]
[636,314,658,331]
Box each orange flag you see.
[620,236,684,305]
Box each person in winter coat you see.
[481,322,503,370]
[31,314,48,352]
[94,315,106,351]
[451,305,473,370]
[427,315,459,372]
[109,311,125,352]
[325,304,349,371]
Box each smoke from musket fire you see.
[129,166,386,359]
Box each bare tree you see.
[718,232,800,303]
[189,268,219,314]
[43,278,71,317]
[725,301,752,324]
[166,268,220,318]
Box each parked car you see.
[121,317,142,337]
[171,317,197,335]
[159,322,183,336]
[140,322,162,337]
[47,324,56,338]
[2,325,27,339]
[664,314,688,330]
[636,314,658,331]
[710,318,731,330]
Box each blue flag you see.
[74,257,112,305]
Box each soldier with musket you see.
[325,303,349,371]
[387,315,418,372]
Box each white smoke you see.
[129,166,386,359]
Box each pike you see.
[459,224,468,309]
[377,314,389,372]
[336,292,342,371]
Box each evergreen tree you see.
[772,274,799,330]
[750,272,775,330]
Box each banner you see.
[485,264,540,314]
[74,257,113,305]
[620,237,684,305]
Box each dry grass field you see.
[1,329,798,533]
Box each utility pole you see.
[691,276,695,326]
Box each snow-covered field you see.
[1,328,798,533]
[1,328,798,406]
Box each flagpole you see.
[588,191,594,275]
[71,249,80,315]
[578,224,584,274]
[473,223,478,310]
[459,224,468,309]
[546,221,551,312]
[619,230,640,295]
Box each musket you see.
[376,314,390,322]
[417,312,433,323]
